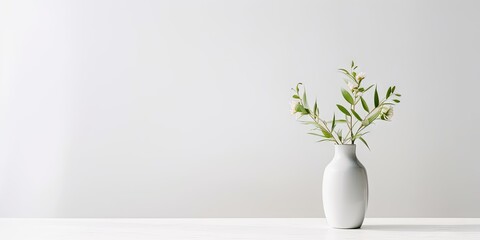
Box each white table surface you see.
[0,218,478,240]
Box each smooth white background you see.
[0,0,479,217]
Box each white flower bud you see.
[348,82,357,91]
[290,100,300,115]
[356,72,366,81]
[381,106,394,121]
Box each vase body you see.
[323,144,368,229]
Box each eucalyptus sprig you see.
[290,61,401,149]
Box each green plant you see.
[290,61,401,149]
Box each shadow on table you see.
[362,224,480,232]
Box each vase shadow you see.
[362,224,480,233]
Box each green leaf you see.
[322,131,332,139]
[353,131,370,140]
[364,84,375,92]
[336,104,351,116]
[292,95,300,99]
[302,89,308,107]
[395,93,402,97]
[374,86,379,107]
[295,104,309,114]
[295,104,304,112]
[317,139,334,143]
[359,137,370,150]
[296,83,302,93]
[367,109,381,123]
[351,109,362,121]
[338,68,349,75]
[360,97,369,112]
[339,68,358,82]
[392,86,396,93]
[313,100,318,116]
[308,132,324,137]
[329,119,347,124]
[351,61,354,68]
[318,126,332,138]
[331,114,336,130]
[393,99,400,103]
[341,88,354,105]
[386,87,392,99]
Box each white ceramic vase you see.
[322,144,368,229]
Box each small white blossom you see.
[356,72,366,81]
[290,100,300,115]
[381,106,394,121]
[348,82,357,91]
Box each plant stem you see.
[353,96,392,137]
[297,93,340,144]
[308,113,340,144]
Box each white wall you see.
[1,0,479,217]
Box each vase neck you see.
[334,144,357,159]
